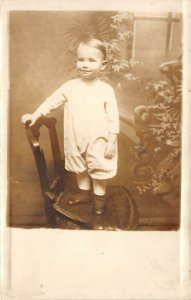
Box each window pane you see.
[134,20,167,62]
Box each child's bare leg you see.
[77,171,91,190]
[92,179,106,195]
[68,171,91,205]
[92,179,106,215]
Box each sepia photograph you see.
[8,10,182,230]
[1,0,191,299]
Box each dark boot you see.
[68,189,91,205]
[93,194,106,215]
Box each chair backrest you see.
[25,117,65,193]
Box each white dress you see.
[36,78,119,179]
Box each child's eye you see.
[89,58,96,62]
[77,58,84,62]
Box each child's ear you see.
[101,60,107,71]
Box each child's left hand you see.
[104,141,116,159]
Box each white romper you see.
[36,78,119,179]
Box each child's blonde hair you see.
[77,37,107,60]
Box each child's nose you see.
[81,61,89,68]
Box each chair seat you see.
[53,185,139,230]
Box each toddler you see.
[21,38,119,215]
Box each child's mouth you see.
[80,70,91,74]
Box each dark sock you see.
[93,194,106,215]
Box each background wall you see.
[8,11,182,226]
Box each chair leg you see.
[43,195,56,227]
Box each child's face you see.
[76,44,106,82]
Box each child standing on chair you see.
[21,38,119,215]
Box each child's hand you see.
[104,141,116,159]
[21,112,41,127]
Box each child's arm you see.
[21,82,70,126]
[104,86,119,159]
